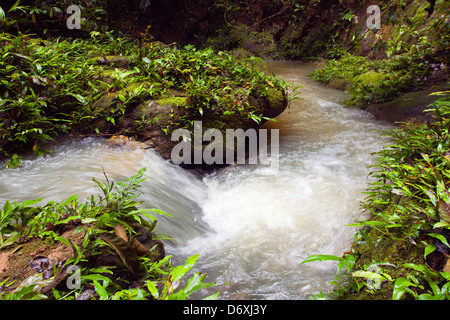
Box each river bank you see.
[313,90,450,300]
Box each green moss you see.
[93,92,120,113]
[156,96,189,107]
[0,31,289,163]
[204,120,226,129]
[217,94,235,110]
[262,87,287,118]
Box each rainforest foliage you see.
[0,27,288,167]
[300,1,450,300]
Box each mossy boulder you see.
[86,55,132,69]
[136,98,189,129]
[127,97,190,159]
[344,228,426,300]
[327,78,352,90]
[128,85,287,163]
[82,73,288,165]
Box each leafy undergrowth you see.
[0,168,218,300]
[310,1,449,107]
[301,92,450,300]
[0,31,289,167]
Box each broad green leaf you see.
[183,272,215,296]
[202,291,220,300]
[439,272,450,281]
[19,198,43,207]
[169,254,199,283]
[167,289,186,300]
[433,222,450,229]
[88,268,114,275]
[393,277,415,300]
[81,274,111,284]
[352,270,386,280]
[55,215,83,226]
[418,293,443,300]
[81,217,97,224]
[2,200,13,214]
[63,194,78,207]
[0,7,5,23]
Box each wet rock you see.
[364,87,446,124]
[132,97,191,160]
[104,135,149,150]
[76,287,98,300]
[133,226,165,262]
[327,78,352,91]
[261,86,288,119]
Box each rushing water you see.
[0,61,393,299]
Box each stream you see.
[0,61,393,299]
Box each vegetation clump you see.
[301,92,450,300]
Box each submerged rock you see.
[364,85,448,124]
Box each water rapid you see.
[0,61,393,299]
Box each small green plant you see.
[310,51,438,106]
[301,92,450,300]
[310,53,369,84]
[392,263,450,300]
[310,0,449,107]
